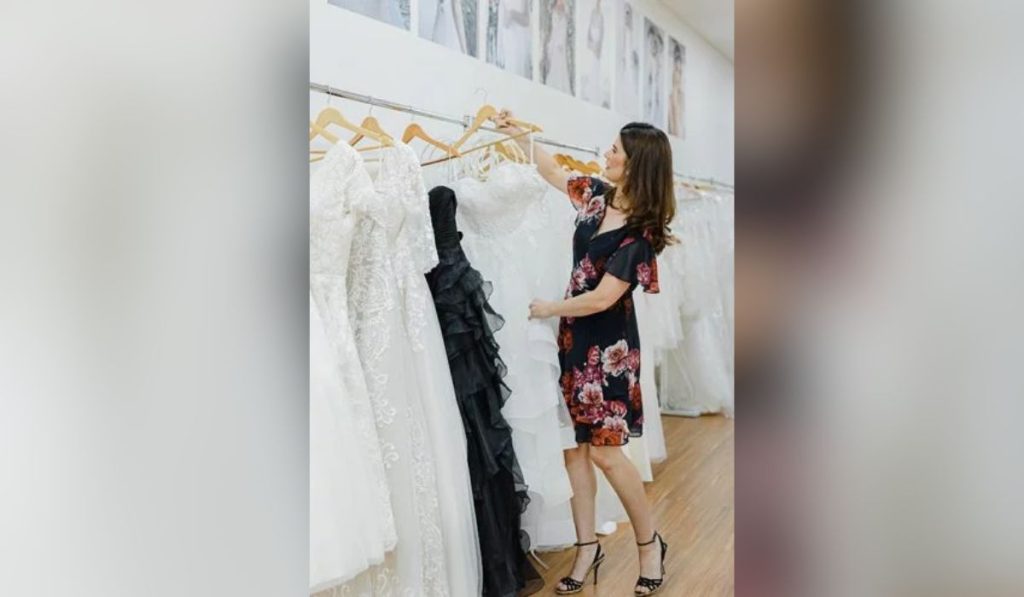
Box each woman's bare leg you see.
[558,443,600,589]
[590,445,662,592]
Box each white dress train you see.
[310,294,394,591]
[310,144,397,593]
[371,143,481,597]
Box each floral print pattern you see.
[559,176,660,446]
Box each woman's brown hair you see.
[607,122,677,253]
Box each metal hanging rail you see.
[310,82,602,156]
[310,82,465,128]
[674,171,734,191]
[309,82,733,185]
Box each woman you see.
[493,111,675,596]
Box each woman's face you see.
[603,135,628,183]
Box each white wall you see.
[311,0,733,183]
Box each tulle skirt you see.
[427,243,543,596]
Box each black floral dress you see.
[558,176,660,447]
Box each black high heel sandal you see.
[634,531,668,596]
[554,539,605,595]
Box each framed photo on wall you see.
[540,0,576,95]
[578,0,612,108]
[486,0,533,79]
[616,0,641,119]
[643,17,666,128]
[420,0,479,56]
[328,0,410,30]
[668,36,686,138]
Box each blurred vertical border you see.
[737,0,1024,595]
[0,2,311,595]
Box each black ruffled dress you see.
[425,186,542,597]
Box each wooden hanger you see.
[310,120,339,145]
[459,133,529,162]
[555,153,582,172]
[452,105,499,150]
[310,121,337,163]
[510,118,543,132]
[423,129,533,167]
[310,106,392,147]
[402,122,461,158]
[554,153,602,175]
[350,115,392,147]
[494,142,519,163]
[452,104,543,150]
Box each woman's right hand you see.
[491,109,522,134]
[492,108,568,193]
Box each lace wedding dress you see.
[310,144,396,593]
[369,142,481,597]
[312,141,469,597]
[310,293,394,591]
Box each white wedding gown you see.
[310,145,396,593]
[310,294,395,591]
[313,141,478,596]
[656,192,733,417]
[368,142,481,597]
[453,163,632,549]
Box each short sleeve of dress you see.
[566,175,608,211]
[605,234,660,294]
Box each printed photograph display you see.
[668,35,686,137]
[578,0,612,108]
[420,0,478,56]
[540,0,576,95]
[643,17,666,128]
[615,1,641,119]
[328,0,410,30]
[486,0,533,78]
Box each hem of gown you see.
[310,551,387,596]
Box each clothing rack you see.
[310,82,601,156]
[310,82,734,187]
[675,171,734,191]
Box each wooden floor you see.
[532,415,734,596]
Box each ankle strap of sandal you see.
[574,539,600,547]
[636,532,660,547]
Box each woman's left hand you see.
[528,299,556,320]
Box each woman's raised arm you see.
[491,109,571,195]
